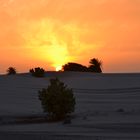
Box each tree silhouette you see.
[7,67,17,75]
[38,78,75,120]
[30,67,45,77]
[62,58,102,73]
[88,58,102,73]
[63,62,88,72]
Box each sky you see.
[0,0,140,73]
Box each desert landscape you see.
[0,72,140,140]
[0,0,140,139]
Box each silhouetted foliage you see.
[88,58,102,73]
[63,58,102,73]
[7,67,17,75]
[30,67,45,77]
[62,62,88,72]
[38,78,76,121]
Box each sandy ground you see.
[0,72,140,140]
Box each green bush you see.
[38,78,76,120]
[30,67,45,77]
[7,67,17,75]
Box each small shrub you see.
[30,67,45,77]
[38,78,76,121]
[7,67,17,75]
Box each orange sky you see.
[0,0,140,73]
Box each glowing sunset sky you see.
[0,0,140,73]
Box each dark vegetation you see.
[7,67,17,75]
[62,62,88,72]
[30,67,45,77]
[4,58,102,75]
[88,58,102,73]
[38,78,76,121]
[63,58,102,73]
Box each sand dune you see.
[0,72,140,139]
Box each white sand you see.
[0,72,140,140]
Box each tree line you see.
[63,58,102,73]
[6,58,102,76]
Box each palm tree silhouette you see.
[88,58,102,73]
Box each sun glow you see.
[56,65,62,71]
[19,19,82,71]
